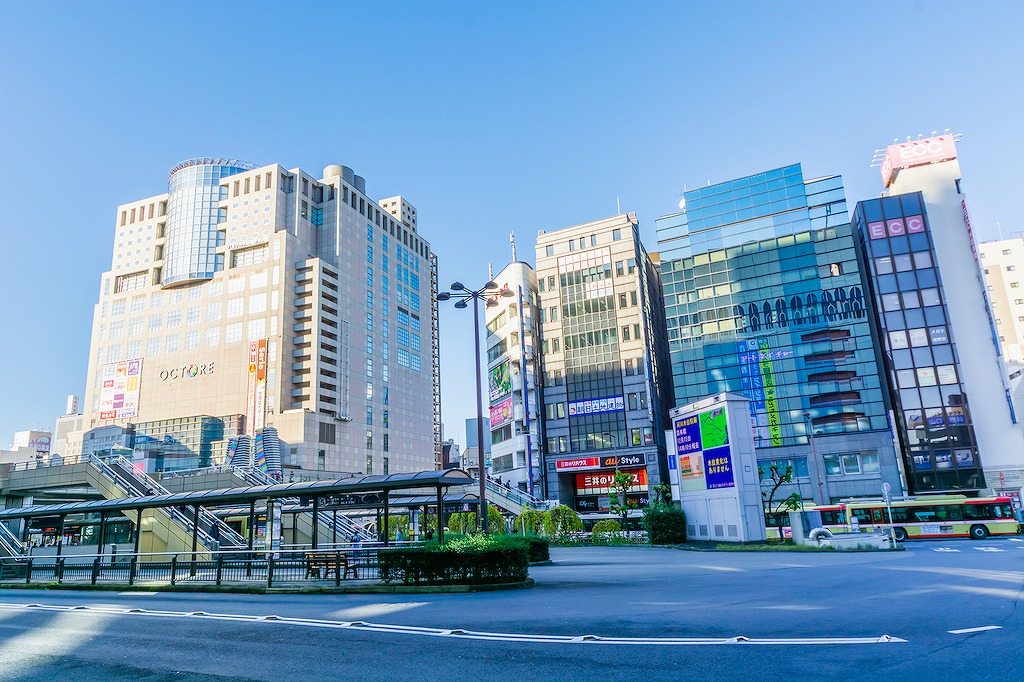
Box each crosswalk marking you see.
[974,547,1005,553]
[933,548,960,552]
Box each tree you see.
[759,464,802,541]
[514,509,546,535]
[608,469,637,527]
[650,482,671,507]
[543,505,583,537]
[591,519,621,541]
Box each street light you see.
[438,279,514,534]
[803,412,825,504]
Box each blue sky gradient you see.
[0,1,1021,447]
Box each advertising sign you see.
[575,468,648,495]
[245,341,259,434]
[673,404,735,490]
[555,457,600,472]
[568,395,624,417]
[601,453,644,468]
[99,358,143,420]
[489,396,514,426]
[254,338,268,432]
[488,361,511,402]
[881,135,958,187]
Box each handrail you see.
[110,457,247,548]
[484,478,553,510]
[0,523,25,557]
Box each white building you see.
[69,159,440,476]
[484,260,543,494]
[979,237,1024,369]
[859,135,1024,495]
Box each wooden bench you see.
[304,551,356,580]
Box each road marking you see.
[1009,538,1023,542]
[948,625,1002,634]
[933,548,960,552]
[974,547,1005,552]
[0,602,907,646]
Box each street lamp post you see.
[803,412,825,504]
[437,279,514,534]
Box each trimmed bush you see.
[378,534,529,585]
[591,519,621,540]
[642,505,687,544]
[544,505,583,537]
[523,535,550,562]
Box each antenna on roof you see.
[616,197,621,215]
[509,231,517,262]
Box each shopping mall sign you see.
[881,135,957,187]
[555,457,600,472]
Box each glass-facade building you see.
[853,194,986,492]
[657,164,902,502]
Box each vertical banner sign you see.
[758,338,782,446]
[245,341,259,435]
[254,338,269,432]
[518,285,536,496]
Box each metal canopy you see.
[0,469,474,519]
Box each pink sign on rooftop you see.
[881,135,957,187]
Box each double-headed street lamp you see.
[437,279,514,534]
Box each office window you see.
[545,245,554,257]
[622,326,630,340]
[612,229,621,241]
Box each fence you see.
[0,546,397,588]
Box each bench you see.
[304,551,356,580]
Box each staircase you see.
[483,479,556,516]
[0,522,25,558]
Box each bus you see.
[845,495,1017,541]
[765,504,846,540]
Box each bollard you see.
[170,555,177,586]
[128,556,137,586]
[267,555,275,588]
[25,558,32,585]
[215,555,224,586]
[334,551,341,587]
[91,557,100,585]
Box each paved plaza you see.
[0,539,1021,681]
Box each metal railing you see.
[107,457,247,548]
[0,546,391,588]
[485,478,555,511]
[0,522,25,557]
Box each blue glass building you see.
[656,165,902,503]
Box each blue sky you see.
[0,1,1021,448]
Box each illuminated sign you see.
[575,468,648,495]
[245,339,268,435]
[488,361,511,401]
[881,135,958,187]
[489,396,514,426]
[555,457,600,472]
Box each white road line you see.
[933,548,960,552]
[974,547,1005,552]
[948,625,1002,635]
[0,603,907,646]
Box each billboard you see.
[672,404,735,490]
[245,339,268,435]
[488,361,511,402]
[99,358,143,420]
[489,396,514,426]
[881,135,957,187]
[568,395,624,417]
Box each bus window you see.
[871,508,884,523]
[964,504,990,520]
[934,505,963,521]
[914,506,937,522]
[821,510,845,525]
[995,504,1013,519]
[851,508,871,523]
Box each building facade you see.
[484,261,543,495]
[535,214,673,520]
[72,159,440,475]
[853,135,1024,495]
[657,164,902,504]
[979,237,1024,368]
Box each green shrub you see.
[591,519,621,540]
[523,535,550,562]
[642,505,686,544]
[377,534,529,585]
[544,505,583,537]
[514,510,546,535]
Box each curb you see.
[0,578,536,595]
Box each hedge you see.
[378,535,530,585]
[642,505,687,544]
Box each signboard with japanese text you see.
[99,358,143,420]
[672,404,735,490]
[488,361,511,402]
[574,468,648,495]
[489,396,514,426]
[555,457,600,472]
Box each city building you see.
[0,430,52,465]
[979,237,1024,369]
[853,135,1024,495]
[535,213,673,521]
[484,259,543,494]
[656,164,902,504]
[68,158,440,476]
[464,417,491,454]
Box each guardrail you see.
[0,545,405,588]
[484,478,555,511]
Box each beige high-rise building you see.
[979,237,1024,367]
[71,158,440,476]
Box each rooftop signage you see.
[880,135,957,187]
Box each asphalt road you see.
[0,538,1021,681]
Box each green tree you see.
[608,469,637,527]
[514,509,546,535]
[759,464,802,541]
[544,505,583,537]
[487,505,507,534]
[650,482,672,507]
[591,519,621,541]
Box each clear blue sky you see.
[0,1,1021,448]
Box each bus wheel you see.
[970,524,990,540]
[893,527,908,542]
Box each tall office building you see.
[464,417,491,454]
[656,165,901,503]
[535,214,673,519]
[853,135,1024,494]
[484,260,543,494]
[72,158,440,475]
[979,237,1024,368]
